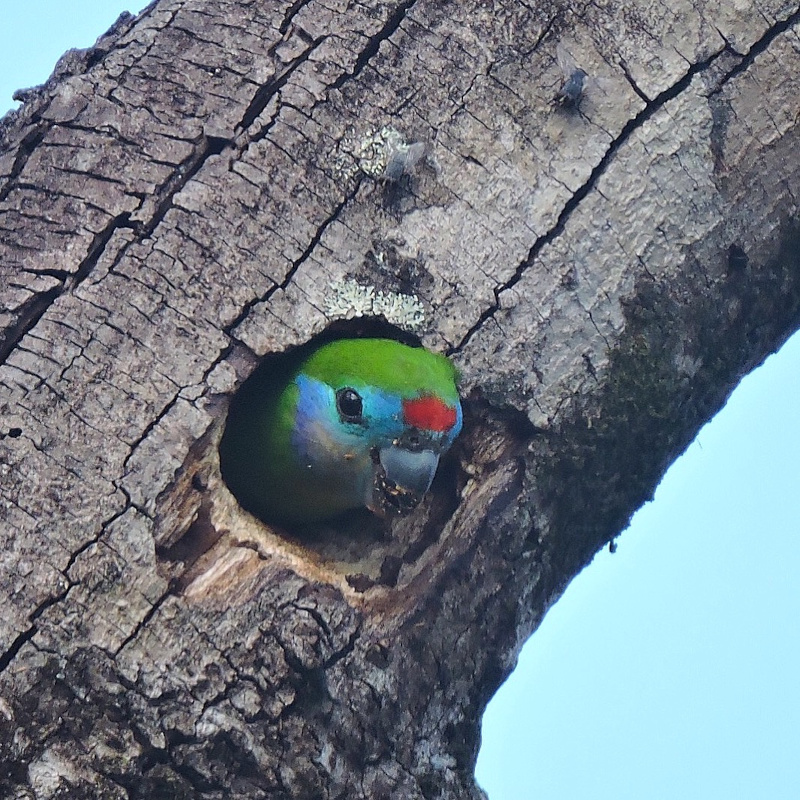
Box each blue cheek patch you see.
[448,401,463,448]
[361,389,404,439]
[291,375,405,459]
[292,374,339,461]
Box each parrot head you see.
[220,338,462,524]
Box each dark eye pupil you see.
[336,388,363,421]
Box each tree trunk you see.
[1,0,799,797]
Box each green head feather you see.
[301,339,459,403]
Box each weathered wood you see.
[1,0,799,796]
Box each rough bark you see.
[1,0,799,797]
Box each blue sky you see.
[3,5,799,798]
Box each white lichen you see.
[332,126,427,182]
[372,288,426,329]
[324,279,376,318]
[325,278,426,330]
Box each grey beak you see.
[379,447,439,496]
[368,446,441,516]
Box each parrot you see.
[219,338,463,525]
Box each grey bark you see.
[1,0,799,797]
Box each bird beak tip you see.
[368,446,441,516]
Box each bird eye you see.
[336,387,363,422]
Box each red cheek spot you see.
[403,396,457,433]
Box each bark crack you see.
[224,179,362,339]
[0,579,73,676]
[706,7,800,96]
[280,0,312,35]
[121,391,183,474]
[0,126,49,204]
[112,586,174,658]
[329,0,419,91]
[235,36,328,135]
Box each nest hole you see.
[215,318,466,587]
